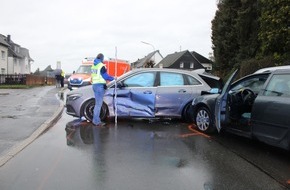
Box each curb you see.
[0,101,65,167]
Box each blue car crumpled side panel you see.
[105,89,155,117]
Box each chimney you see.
[7,35,11,43]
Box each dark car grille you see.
[70,78,83,85]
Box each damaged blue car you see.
[66,68,221,122]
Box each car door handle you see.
[143,90,152,94]
[178,89,186,93]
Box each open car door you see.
[214,70,239,132]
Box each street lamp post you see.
[141,41,155,67]
[141,41,155,52]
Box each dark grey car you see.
[66,68,217,122]
[191,68,290,150]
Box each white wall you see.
[0,45,8,74]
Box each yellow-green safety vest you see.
[61,70,65,77]
[91,63,106,84]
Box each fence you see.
[0,74,56,86]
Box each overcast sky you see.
[1,0,218,73]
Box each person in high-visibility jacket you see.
[60,69,65,88]
[91,53,115,126]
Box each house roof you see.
[38,65,54,76]
[44,65,54,71]
[132,50,160,68]
[8,45,23,58]
[0,34,10,47]
[156,50,202,68]
[5,36,24,58]
[156,50,187,68]
[0,34,33,60]
[191,51,213,64]
[20,47,34,62]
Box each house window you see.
[14,46,19,53]
[1,68,5,74]
[1,51,5,60]
[180,62,184,68]
[190,62,194,69]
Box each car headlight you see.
[67,93,82,101]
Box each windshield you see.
[76,65,91,74]
[230,74,269,93]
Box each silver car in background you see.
[66,68,218,122]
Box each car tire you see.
[182,103,194,123]
[195,106,216,133]
[82,99,108,122]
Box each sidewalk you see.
[0,86,65,166]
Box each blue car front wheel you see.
[82,99,108,122]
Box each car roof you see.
[254,65,290,74]
[119,68,203,78]
[107,68,209,87]
[271,69,290,74]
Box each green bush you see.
[0,85,32,89]
[238,56,276,78]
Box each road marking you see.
[178,124,211,139]
[178,133,200,138]
[187,124,211,139]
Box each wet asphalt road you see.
[0,86,61,159]
[0,111,289,190]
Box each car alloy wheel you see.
[83,99,108,122]
[195,107,215,133]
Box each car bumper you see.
[68,82,91,90]
[65,94,86,118]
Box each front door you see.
[215,70,239,132]
[251,73,290,148]
[115,71,157,117]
